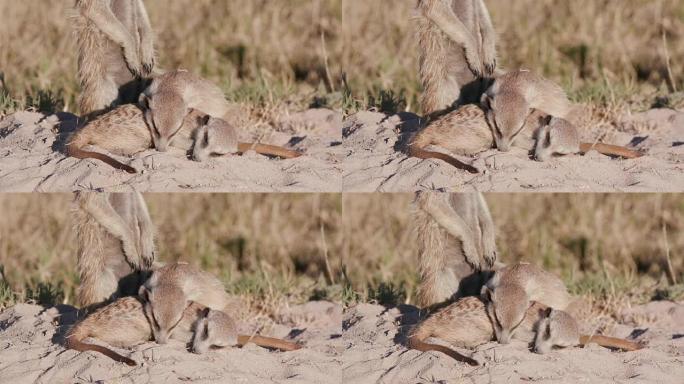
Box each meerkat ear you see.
[201,307,211,318]
[542,307,553,318]
[139,93,150,108]
[481,94,492,109]
[481,286,493,301]
[139,285,149,300]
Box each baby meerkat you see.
[408,296,642,364]
[408,104,642,171]
[140,70,234,151]
[534,116,580,162]
[481,69,571,152]
[66,104,302,173]
[73,0,156,117]
[65,297,301,365]
[482,263,571,344]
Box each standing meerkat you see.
[66,104,302,173]
[408,104,643,171]
[73,192,156,309]
[416,0,498,116]
[138,262,237,344]
[139,70,235,151]
[414,192,498,308]
[65,296,301,366]
[73,0,156,117]
[481,262,572,344]
[408,296,641,363]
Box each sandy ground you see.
[0,301,343,384]
[342,108,684,192]
[341,300,684,384]
[0,109,343,192]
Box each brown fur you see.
[414,193,497,308]
[73,192,155,309]
[409,296,641,363]
[66,104,302,173]
[409,104,642,171]
[416,0,497,117]
[73,0,156,117]
[66,297,300,366]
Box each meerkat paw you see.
[462,241,484,270]
[140,46,156,77]
[140,240,156,269]
[464,46,485,78]
[123,45,143,78]
[483,247,497,268]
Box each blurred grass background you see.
[342,194,684,307]
[1,193,681,313]
[1,0,681,118]
[0,194,343,315]
[0,0,344,121]
[342,0,684,114]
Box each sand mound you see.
[0,109,343,192]
[0,301,343,384]
[340,301,684,384]
[342,108,684,192]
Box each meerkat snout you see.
[140,283,188,344]
[483,283,529,344]
[482,91,529,152]
[140,92,188,152]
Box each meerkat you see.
[408,296,642,363]
[408,104,643,171]
[73,192,156,309]
[139,262,237,344]
[414,192,498,308]
[480,69,572,151]
[66,104,302,173]
[416,0,498,117]
[65,297,301,366]
[481,262,572,344]
[73,0,156,117]
[139,70,234,151]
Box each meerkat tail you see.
[579,335,643,352]
[579,143,643,159]
[408,335,479,366]
[237,335,302,351]
[237,143,303,159]
[409,144,479,174]
[65,335,137,366]
[67,139,137,174]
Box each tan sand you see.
[342,108,684,192]
[0,301,342,384]
[0,109,343,192]
[340,301,684,384]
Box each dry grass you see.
[0,0,344,122]
[342,0,684,114]
[342,194,684,307]
[0,194,344,314]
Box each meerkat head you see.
[140,91,188,152]
[191,116,237,162]
[192,307,239,354]
[482,283,529,344]
[140,283,189,344]
[481,90,530,152]
[534,307,580,354]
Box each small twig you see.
[662,222,677,285]
[662,29,677,93]
[320,31,336,93]
[320,223,335,285]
